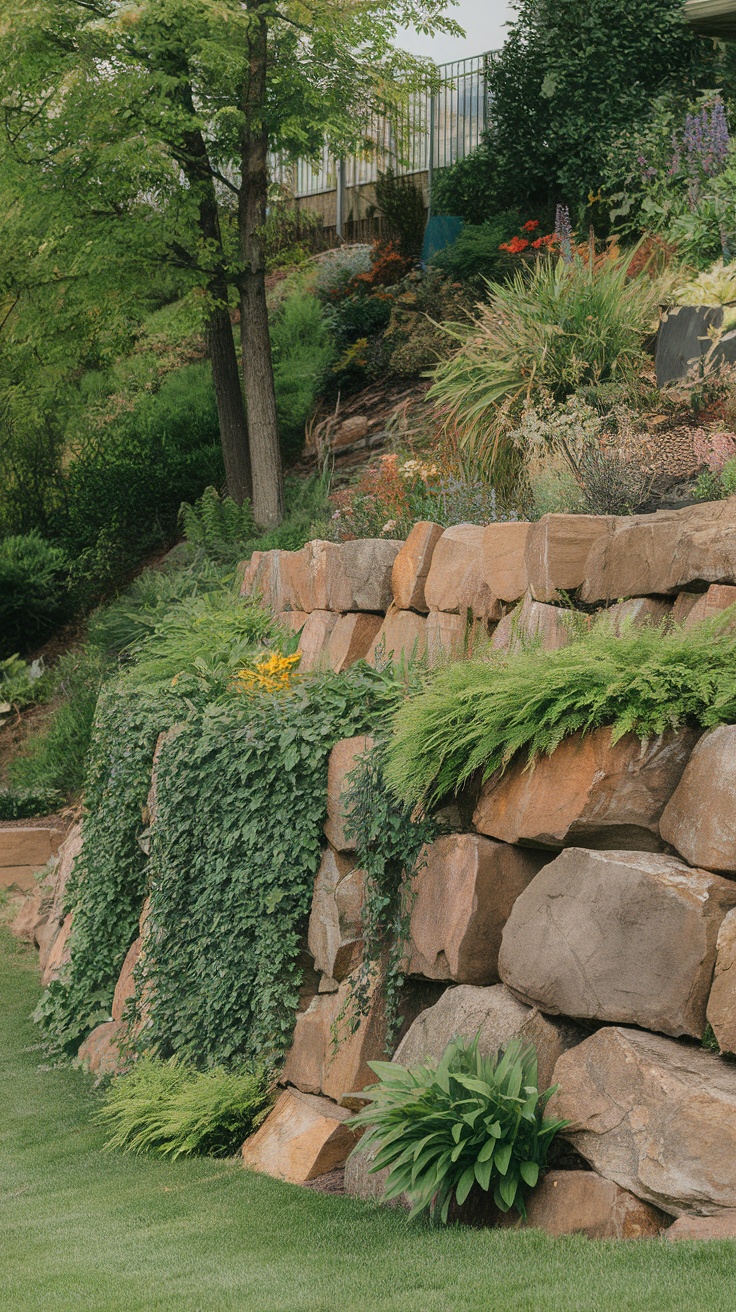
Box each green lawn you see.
[1,927,736,1312]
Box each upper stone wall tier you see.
[424,523,530,621]
[241,539,403,615]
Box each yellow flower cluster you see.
[235,651,301,694]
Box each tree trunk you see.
[239,11,284,529]
[206,297,252,505]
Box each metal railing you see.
[272,51,496,204]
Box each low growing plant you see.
[97,1056,272,1158]
[349,1036,566,1222]
[0,531,69,658]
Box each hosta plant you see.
[349,1036,566,1223]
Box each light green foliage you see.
[429,253,664,485]
[97,1056,272,1158]
[0,532,70,659]
[143,664,401,1067]
[386,609,736,807]
[123,591,275,695]
[674,260,736,306]
[179,487,256,562]
[270,292,335,462]
[350,1036,566,1223]
[696,456,736,501]
[0,655,50,713]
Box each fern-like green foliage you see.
[179,487,256,562]
[349,1036,566,1223]
[97,1056,272,1158]
[386,610,736,807]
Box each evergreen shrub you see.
[0,531,69,658]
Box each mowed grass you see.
[1,927,735,1312]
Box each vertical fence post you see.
[336,159,346,240]
[427,91,436,220]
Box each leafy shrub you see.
[383,270,473,377]
[385,608,736,808]
[350,1036,566,1222]
[695,454,736,501]
[374,169,426,260]
[270,292,335,460]
[429,252,664,486]
[86,556,234,657]
[430,213,523,285]
[0,531,69,658]
[97,1057,272,1158]
[180,487,256,562]
[0,654,50,712]
[314,246,372,303]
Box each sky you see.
[397,0,515,64]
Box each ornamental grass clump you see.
[97,1056,272,1158]
[429,251,664,486]
[386,608,736,807]
[350,1036,565,1223]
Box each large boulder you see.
[112,937,142,1023]
[602,596,672,634]
[580,499,736,602]
[490,594,574,654]
[392,521,444,612]
[473,726,699,851]
[393,983,581,1091]
[405,835,548,985]
[240,549,286,611]
[525,514,613,603]
[660,726,736,874]
[549,1026,736,1216]
[367,607,427,668]
[40,914,73,988]
[666,1212,736,1240]
[707,907,736,1054]
[330,539,404,613]
[48,822,82,926]
[499,848,736,1038]
[324,736,374,852]
[520,1171,667,1239]
[327,613,383,672]
[681,582,736,628]
[426,611,482,665]
[297,610,340,672]
[77,1020,125,1080]
[281,974,387,1109]
[424,523,530,621]
[241,1089,358,1184]
[308,846,365,982]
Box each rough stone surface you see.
[11,891,44,942]
[666,1212,736,1240]
[550,1026,736,1215]
[603,596,673,634]
[49,822,83,926]
[40,914,73,988]
[525,514,613,602]
[282,974,387,1108]
[660,726,736,873]
[393,983,581,1090]
[520,1171,667,1239]
[367,606,427,667]
[500,848,736,1038]
[239,549,285,611]
[297,610,340,672]
[308,845,365,981]
[426,611,483,665]
[241,1089,358,1184]
[330,539,404,613]
[681,582,736,628]
[274,609,309,635]
[672,590,703,624]
[344,1143,409,1208]
[324,736,374,852]
[0,825,65,868]
[491,594,574,654]
[424,522,530,621]
[77,1021,124,1079]
[707,907,736,1053]
[580,499,736,602]
[327,612,383,672]
[474,726,699,851]
[405,835,548,985]
[391,521,444,612]
[112,937,142,1023]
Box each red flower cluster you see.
[499,218,557,258]
[499,235,530,254]
[531,233,557,250]
[522,219,540,232]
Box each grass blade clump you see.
[385,610,736,807]
[350,1036,566,1223]
[97,1057,272,1158]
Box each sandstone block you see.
[334,414,370,449]
[603,596,672,633]
[78,1020,124,1079]
[393,983,581,1091]
[549,1026,736,1216]
[491,594,574,654]
[580,499,736,603]
[308,846,365,981]
[112,937,142,1023]
[391,521,444,612]
[282,974,387,1108]
[329,539,404,613]
[239,549,285,611]
[424,522,530,621]
[666,1212,736,1240]
[324,736,374,852]
[327,612,383,672]
[297,610,340,672]
[49,822,82,926]
[0,826,65,868]
[521,1171,667,1239]
[405,835,548,985]
[672,590,703,624]
[500,848,736,1038]
[525,514,613,602]
[241,1089,358,1184]
[274,609,309,635]
[11,891,43,942]
[682,583,736,628]
[474,726,699,851]
[40,915,73,988]
[707,907,736,1053]
[660,726,736,873]
[426,611,481,665]
[367,607,427,668]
